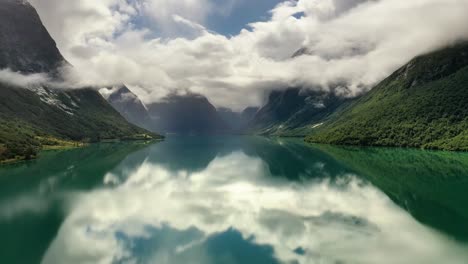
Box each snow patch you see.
[28,85,77,115]
[311,123,324,129]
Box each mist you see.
[0,69,50,87]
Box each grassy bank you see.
[0,136,85,165]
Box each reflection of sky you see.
[41,148,468,264]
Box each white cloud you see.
[0,69,50,87]
[28,0,468,110]
[137,0,213,37]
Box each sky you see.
[26,0,468,110]
[205,0,285,36]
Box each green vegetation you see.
[306,43,468,151]
[0,116,159,164]
[36,136,86,150]
[0,118,40,163]
[0,118,85,163]
[0,84,163,164]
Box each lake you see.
[0,136,468,264]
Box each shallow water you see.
[1,136,468,264]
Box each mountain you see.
[101,86,240,135]
[147,93,229,135]
[0,0,160,163]
[217,107,259,132]
[248,88,350,136]
[100,85,152,130]
[248,46,352,137]
[0,84,159,164]
[100,85,259,135]
[306,42,468,151]
[0,0,66,73]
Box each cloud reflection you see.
[42,149,468,264]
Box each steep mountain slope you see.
[100,85,152,130]
[0,84,150,141]
[0,83,158,162]
[0,0,66,73]
[0,0,159,162]
[306,43,468,151]
[147,93,228,135]
[248,88,350,136]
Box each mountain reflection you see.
[38,137,468,264]
[317,145,468,242]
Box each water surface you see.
[0,136,468,264]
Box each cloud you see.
[28,0,468,110]
[172,15,208,34]
[0,69,50,87]
[137,0,213,37]
[294,0,374,21]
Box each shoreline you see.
[0,137,164,166]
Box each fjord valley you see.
[1,0,468,263]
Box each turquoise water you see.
[0,136,468,264]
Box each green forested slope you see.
[306,43,468,151]
[0,83,159,162]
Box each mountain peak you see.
[100,85,152,130]
[101,85,139,103]
[0,0,66,74]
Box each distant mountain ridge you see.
[217,107,259,133]
[247,88,350,136]
[101,87,244,135]
[306,42,468,151]
[147,93,229,135]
